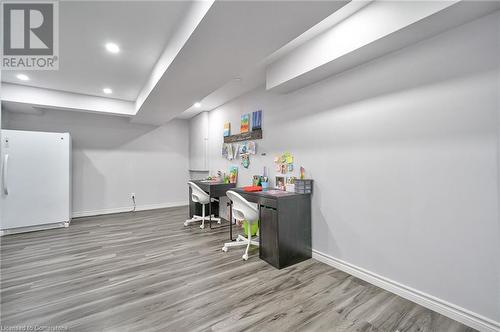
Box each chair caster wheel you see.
[222,246,228,252]
[200,224,205,229]
[242,254,248,261]
[184,221,189,226]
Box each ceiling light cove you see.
[193,102,202,108]
[103,88,113,94]
[16,74,29,81]
[105,42,120,54]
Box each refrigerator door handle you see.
[2,154,8,195]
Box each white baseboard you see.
[0,221,69,236]
[312,250,499,332]
[72,201,187,218]
[134,201,187,212]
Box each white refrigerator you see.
[0,130,71,235]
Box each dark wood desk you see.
[188,180,236,231]
[229,188,311,269]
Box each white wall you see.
[3,109,189,216]
[203,12,500,327]
[189,111,208,171]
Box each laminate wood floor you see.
[1,207,474,332]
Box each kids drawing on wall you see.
[229,166,238,183]
[247,141,256,154]
[240,114,250,133]
[275,152,294,174]
[241,154,250,168]
[222,143,235,160]
[251,110,262,130]
[223,121,231,137]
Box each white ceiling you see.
[1,1,191,101]
[2,0,349,122]
[4,1,497,126]
[133,0,350,124]
[177,0,371,120]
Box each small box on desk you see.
[295,179,313,194]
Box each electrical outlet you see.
[130,193,136,199]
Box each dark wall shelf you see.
[223,129,262,143]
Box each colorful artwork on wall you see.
[229,166,238,183]
[241,154,250,168]
[222,144,228,158]
[247,141,256,155]
[252,110,262,130]
[240,113,250,133]
[232,141,257,157]
[223,122,231,137]
[281,164,287,174]
[274,152,294,176]
[239,143,247,155]
[222,143,235,160]
[285,176,296,192]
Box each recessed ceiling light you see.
[103,88,112,94]
[16,74,29,81]
[105,42,120,54]
[193,102,201,108]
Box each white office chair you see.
[222,190,259,260]
[185,181,221,229]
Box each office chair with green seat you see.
[222,190,259,260]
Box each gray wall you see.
[203,13,500,322]
[4,110,189,216]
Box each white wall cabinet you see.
[189,112,208,171]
